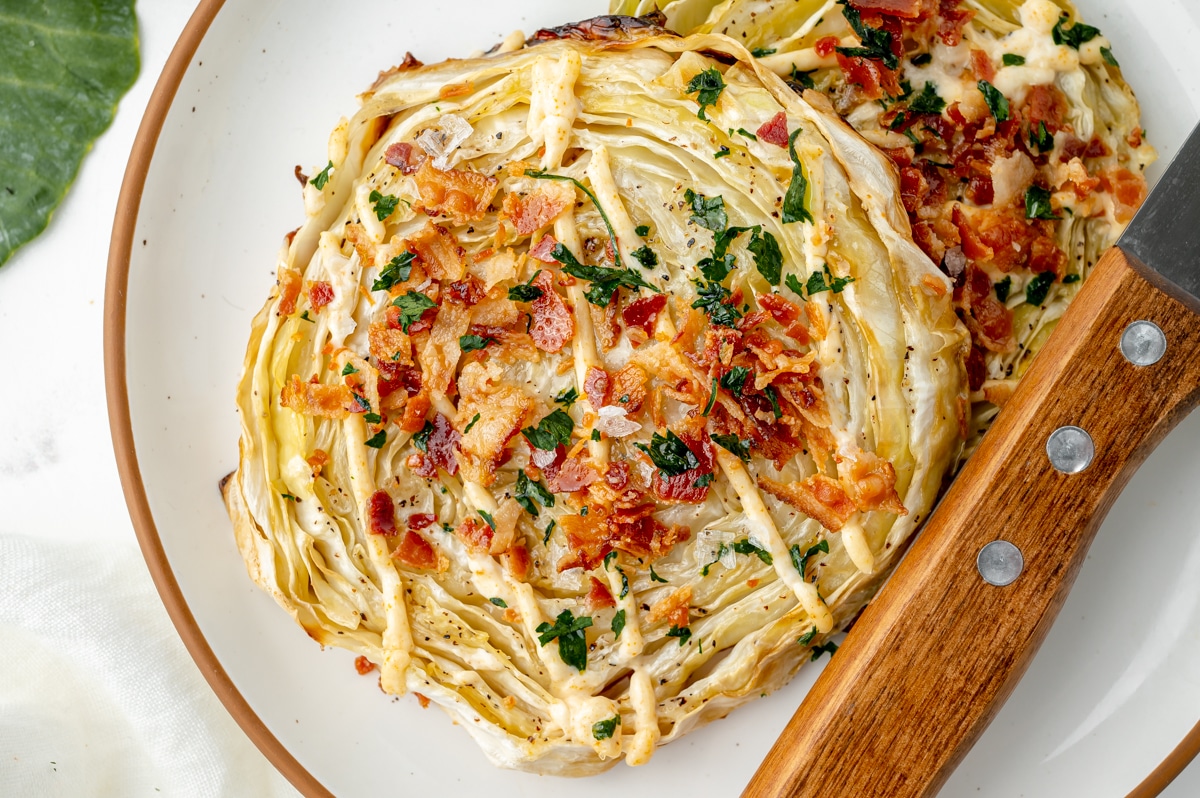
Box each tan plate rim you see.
[101,1,1199,795]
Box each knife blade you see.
[742,120,1200,798]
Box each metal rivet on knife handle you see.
[1046,425,1095,474]
[977,540,1023,587]
[1120,320,1166,366]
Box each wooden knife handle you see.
[743,247,1200,798]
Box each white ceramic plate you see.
[107,1,1200,794]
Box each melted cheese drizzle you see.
[715,448,834,633]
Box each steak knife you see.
[743,120,1200,797]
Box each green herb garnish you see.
[612,609,626,639]
[391,291,436,333]
[1051,13,1100,50]
[684,188,728,232]
[463,413,481,434]
[521,409,574,451]
[515,469,555,516]
[552,242,658,308]
[837,1,898,70]
[1025,271,1057,306]
[364,430,387,449]
[536,610,593,671]
[632,245,659,268]
[712,433,751,461]
[782,129,814,224]
[908,82,946,116]
[372,251,415,291]
[369,190,400,221]
[459,334,493,353]
[507,270,544,302]
[790,539,829,580]
[1025,185,1059,220]
[489,597,508,608]
[811,641,839,661]
[554,386,579,408]
[311,161,334,190]
[978,80,1010,122]
[720,366,751,394]
[666,625,692,646]
[636,430,700,476]
[1002,53,1026,66]
[995,276,1012,303]
[649,564,668,583]
[686,67,727,121]
[413,420,434,453]
[592,715,621,740]
[733,538,773,565]
[748,228,783,285]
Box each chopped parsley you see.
[790,539,829,580]
[543,519,556,544]
[1002,53,1026,67]
[551,242,658,308]
[363,412,382,424]
[617,567,630,598]
[691,279,743,327]
[811,641,839,661]
[720,366,751,394]
[714,146,731,159]
[458,334,493,353]
[489,597,508,608]
[666,625,692,646]
[521,409,574,451]
[280,492,298,502]
[635,224,650,237]
[1031,120,1054,152]
[977,80,1010,122]
[693,472,715,488]
[1063,273,1081,284]
[908,82,946,116]
[341,363,358,376]
[611,609,626,639]
[702,377,719,417]
[1101,46,1119,67]
[514,469,554,516]
[413,420,435,452]
[1025,271,1057,306]
[536,609,593,671]
[364,430,387,449]
[369,190,400,221]
[636,430,701,476]
[789,65,816,90]
[552,388,579,411]
[701,543,731,577]
[735,127,758,141]
[837,1,899,70]
[1051,13,1100,50]
[299,310,315,323]
[764,385,782,420]
[995,276,1012,303]
[604,551,618,571]
[591,429,601,441]
[592,715,621,740]
[311,161,333,190]
[782,129,814,224]
[733,538,773,566]
[649,564,668,583]
[750,47,776,58]
[910,53,933,66]
[748,227,783,285]
[391,291,436,333]
[798,626,819,646]
[631,245,659,268]
[805,263,855,296]
[462,413,481,434]
[507,270,544,302]
[712,432,751,461]
[372,251,415,291]
[785,273,806,298]
[1025,185,1059,220]
[479,510,496,530]
[684,188,728,233]
[686,67,727,121]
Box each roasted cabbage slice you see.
[613,0,1154,453]
[224,24,968,775]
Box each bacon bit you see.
[277,267,302,316]
[415,693,431,709]
[651,432,715,504]
[937,0,974,46]
[414,160,499,224]
[546,453,601,494]
[1023,85,1067,133]
[378,360,420,404]
[958,263,1014,352]
[368,490,397,536]
[400,389,431,432]
[447,276,485,307]
[503,542,531,579]
[840,449,907,514]
[756,111,790,148]
[1028,234,1066,277]
[308,281,334,311]
[760,475,857,531]
[1127,127,1144,148]
[966,174,994,206]
[456,518,493,553]
[605,461,630,490]
[529,270,574,353]
[385,141,427,175]
[423,413,461,476]
[394,530,438,569]
[528,442,566,478]
[586,576,616,610]
[814,36,840,58]
[757,293,802,327]
[965,345,987,392]
[407,221,466,282]
[558,504,689,571]
[501,186,572,236]
[622,294,667,338]
[529,234,560,264]
[584,367,611,409]
[457,363,533,486]
[299,451,328,479]
[610,364,648,415]
[952,205,994,262]
[850,0,932,18]
[369,322,413,367]
[280,375,354,418]
[1102,168,1148,224]
[970,49,995,83]
[354,656,376,675]
[647,586,692,625]
[408,513,437,530]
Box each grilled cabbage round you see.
[224,24,968,775]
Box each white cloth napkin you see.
[0,534,299,797]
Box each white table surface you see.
[1,2,1197,795]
